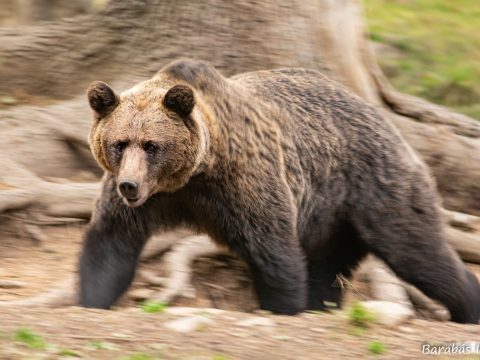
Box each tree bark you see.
[0,0,478,215]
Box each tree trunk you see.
[1,0,479,215]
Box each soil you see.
[0,225,479,360]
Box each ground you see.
[1,226,480,359]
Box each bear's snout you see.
[118,180,139,200]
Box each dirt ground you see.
[0,225,479,360]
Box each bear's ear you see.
[163,84,195,117]
[87,81,119,118]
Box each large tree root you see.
[0,155,98,224]
[147,235,223,304]
[0,276,77,308]
[357,257,450,321]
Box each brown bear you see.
[81,59,480,323]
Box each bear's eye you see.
[114,141,128,153]
[144,142,158,154]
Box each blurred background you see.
[0,0,105,26]
[1,0,478,119]
[365,0,480,119]
[0,1,479,359]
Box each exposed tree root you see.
[368,53,480,139]
[446,228,480,265]
[357,257,450,321]
[0,275,77,308]
[140,229,195,261]
[357,256,411,306]
[443,209,480,232]
[0,155,98,226]
[404,284,450,322]
[148,235,223,304]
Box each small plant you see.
[140,300,168,314]
[13,328,47,349]
[368,341,385,355]
[348,302,376,328]
[59,348,82,357]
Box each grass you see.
[140,300,168,314]
[368,340,386,355]
[347,302,376,328]
[13,328,47,350]
[364,0,480,119]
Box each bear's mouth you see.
[123,196,146,208]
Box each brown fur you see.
[80,59,480,323]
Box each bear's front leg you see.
[79,183,152,309]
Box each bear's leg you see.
[79,192,152,309]
[353,206,480,324]
[233,232,308,315]
[79,222,149,309]
[307,259,343,310]
[248,247,308,315]
[307,228,367,310]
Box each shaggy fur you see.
[81,59,480,323]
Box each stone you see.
[164,316,214,333]
[235,316,275,327]
[165,307,224,316]
[360,301,415,327]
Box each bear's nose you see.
[119,180,139,199]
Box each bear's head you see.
[87,78,210,207]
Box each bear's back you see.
[230,68,412,176]
[231,67,382,138]
[160,60,422,190]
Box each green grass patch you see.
[13,328,47,350]
[368,340,386,355]
[364,0,480,119]
[140,300,168,314]
[348,302,376,328]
